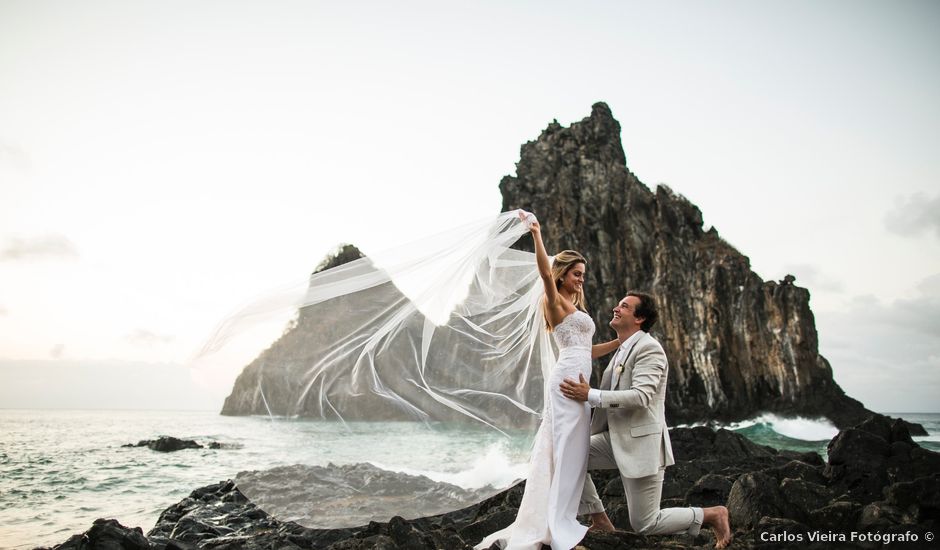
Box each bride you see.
[476,211,620,550]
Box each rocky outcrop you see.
[46,422,939,549]
[499,102,919,432]
[232,462,498,528]
[122,436,203,452]
[122,436,235,452]
[49,519,151,550]
[721,416,939,547]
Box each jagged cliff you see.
[223,103,913,432]
[499,102,878,429]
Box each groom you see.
[559,292,732,548]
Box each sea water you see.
[0,409,531,549]
[1,409,937,549]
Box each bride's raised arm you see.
[519,210,564,327]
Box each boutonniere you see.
[615,365,624,375]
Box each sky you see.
[1,0,938,413]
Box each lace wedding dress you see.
[476,310,594,550]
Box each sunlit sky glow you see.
[1,0,938,412]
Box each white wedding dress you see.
[476,310,594,550]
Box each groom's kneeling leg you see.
[624,470,703,536]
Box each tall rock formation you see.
[499,102,875,429]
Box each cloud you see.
[885,192,940,239]
[816,273,940,412]
[49,344,65,359]
[781,263,845,293]
[0,234,80,262]
[854,273,940,338]
[124,329,175,347]
[917,273,940,296]
[836,294,940,340]
[0,140,32,173]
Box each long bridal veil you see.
[191,210,557,527]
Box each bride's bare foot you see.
[588,512,616,533]
[702,506,732,548]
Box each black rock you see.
[685,473,734,507]
[825,417,940,507]
[826,428,892,501]
[727,472,790,529]
[579,529,649,550]
[123,436,203,453]
[669,426,776,461]
[52,518,151,550]
[882,474,940,525]
[858,501,908,529]
[857,414,917,445]
[780,478,832,523]
[809,500,862,532]
[768,459,827,485]
[457,508,513,545]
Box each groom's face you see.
[610,296,643,333]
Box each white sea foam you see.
[754,413,838,440]
[370,444,528,490]
[678,413,839,441]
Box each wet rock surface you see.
[46,421,939,549]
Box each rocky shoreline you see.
[43,415,938,549]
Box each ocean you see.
[1,409,937,550]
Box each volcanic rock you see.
[49,518,150,550]
[122,436,203,452]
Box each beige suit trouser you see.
[578,432,703,536]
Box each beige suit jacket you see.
[591,331,675,478]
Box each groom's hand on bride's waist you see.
[559,374,590,402]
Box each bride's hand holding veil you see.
[518,209,540,232]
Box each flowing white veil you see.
[191,210,557,526]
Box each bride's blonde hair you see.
[544,250,588,331]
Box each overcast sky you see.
[1,0,938,413]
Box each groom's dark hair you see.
[626,291,658,332]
